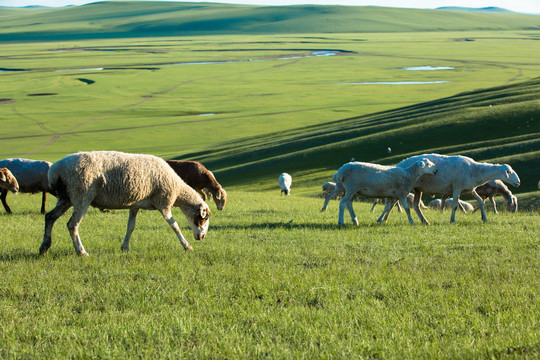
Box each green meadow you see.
[1,1,540,358]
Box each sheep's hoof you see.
[352,218,359,226]
[78,251,89,257]
[185,245,194,251]
[120,246,129,252]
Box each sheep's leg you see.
[471,190,488,222]
[396,200,403,213]
[121,208,139,252]
[41,191,47,214]
[378,199,396,223]
[0,189,12,214]
[412,190,430,225]
[370,199,378,213]
[458,201,467,213]
[489,196,498,214]
[399,196,415,225]
[322,185,343,211]
[40,199,72,255]
[160,208,193,251]
[440,195,449,212]
[67,203,90,256]
[338,191,357,226]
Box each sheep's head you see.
[186,203,211,240]
[213,188,227,210]
[418,158,437,176]
[500,164,520,187]
[0,168,19,194]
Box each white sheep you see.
[0,168,19,195]
[321,180,409,212]
[279,173,292,196]
[0,158,52,214]
[40,151,211,256]
[429,198,473,213]
[335,158,437,225]
[379,154,520,224]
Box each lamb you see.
[279,173,292,196]
[165,160,227,210]
[335,158,437,225]
[40,151,211,256]
[321,181,412,212]
[0,158,52,214]
[473,180,518,213]
[379,154,520,224]
[0,168,19,195]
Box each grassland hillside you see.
[186,77,540,194]
[1,1,540,41]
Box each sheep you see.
[0,158,52,214]
[321,180,408,212]
[473,180,517,213]
[40,151,211,256]
[0,168,19,195]
[429,198,472,213]
[379,154,520,224]
[335,158,437,225]
[165,160,227,210]
[279,173,292,196]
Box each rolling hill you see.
[182,77,540,194]
[1,1,539,41]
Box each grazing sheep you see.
[0,158,52,214]
[279,173,292,196]
[473,180,517,213]
[379,154,520,224]
[165,160,227,210]
[335,158,437,225]
[429,198,472,213]
[40,151,211,256]
[0,168,19,195]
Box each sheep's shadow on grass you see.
[0,247,79,262]
[210,221,342,231]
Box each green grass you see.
[0,191,538,358]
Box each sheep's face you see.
[213,188,227,210]
[501,165,520,187]
[187,204,211,240]
[419,159,437,176]
[0,168,19,194]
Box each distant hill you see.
[0,1,539,41]
[436,7,514,14]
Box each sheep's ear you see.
[200,205,210,220]
[215,191,222,201]
[0,172,5,182]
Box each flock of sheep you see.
[280,153,522,226]
[0,151,527,257]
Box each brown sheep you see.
[166,160,227,210]
[474,180,518,213]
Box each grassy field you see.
[1,3,539,358]
[0,192,538,358]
